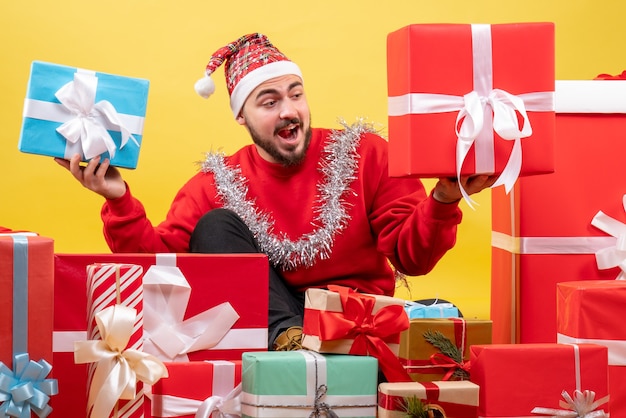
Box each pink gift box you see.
[557,280,626,416]
[387,23,555,180]
[470,343,610,416]
[52,253,268,418]
[491,79,626,344]
[151,360,242,418]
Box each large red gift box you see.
[52,253,268,418]
[386,23,555,184]
[557,280,626,416]
[470,343,610,416]
[491,79,626,344]
[151,360,242,418]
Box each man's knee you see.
[190,208,257,253]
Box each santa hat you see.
[194,33,303,118]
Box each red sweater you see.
[101,126,462,297]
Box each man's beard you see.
[247,117,312,167]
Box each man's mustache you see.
[274,118,301,135]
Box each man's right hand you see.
[54,154,126,200]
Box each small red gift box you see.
[378,381,479,417]
[52,253,268,418]
[301,285,411,382]
[491,78,626,344]
[557,280,626,416]
[470,343,609,416]
[387,23,555,185]
[151,360,242,418]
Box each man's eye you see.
[263,100,276,107]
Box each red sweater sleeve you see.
[101,173,215,253]
[363,134,463,276]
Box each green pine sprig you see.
[423,329,469,380]
[401,395,431,418]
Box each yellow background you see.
[2,0,623,320]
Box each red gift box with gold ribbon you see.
[378,381,479,417]
[491,76,626,344]
[301,285,411,382]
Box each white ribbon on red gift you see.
[22,68,144,161]
[152,360,242,418]
[590,194,626,281]
[531,344,609,417]
[492,194,626,282]
[388,24,554,208]
[142,254,241,362]
[74,304,169,418]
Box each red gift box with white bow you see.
[386,23,555,196]
[51,253,268,417]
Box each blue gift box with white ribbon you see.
[19,61,149,169]
[404,300,460,319]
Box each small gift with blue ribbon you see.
[0,234,58,417]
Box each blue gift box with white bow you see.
[19,61,149,169]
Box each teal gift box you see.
[19,61,149,169]
[241,350,378,418]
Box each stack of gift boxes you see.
[3,21,626,418]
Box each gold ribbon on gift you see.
[74,304,168,418]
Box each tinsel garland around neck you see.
[201,119,375,271]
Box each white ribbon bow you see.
[74,304,169,418]
[591,194,626,280]
[456,88,533,205]
[143,260,240,361]
[55,70,139,160]
[531,390,609,417]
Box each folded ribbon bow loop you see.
[531,389,609,417]
[455,88,532,206]
[74,304,168,418]
[143,263,240,361]
[319,286,412,382]
[0,353,58,418]
[195,383,242,418]
[591,195,626,280]
[55,70,139,160]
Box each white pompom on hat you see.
[195,33,303,118]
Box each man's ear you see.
[236,114,246,125]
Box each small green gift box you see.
[241,350,378,417]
